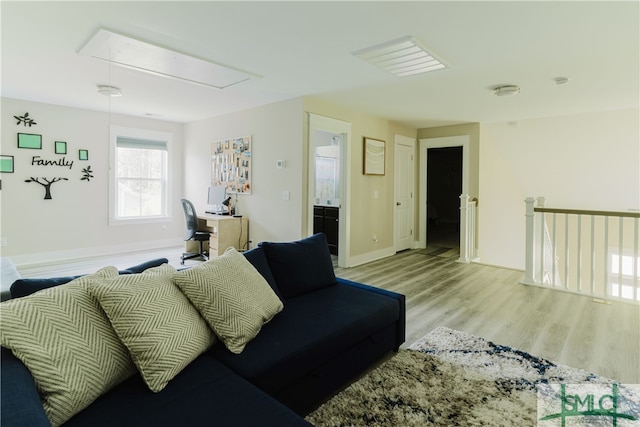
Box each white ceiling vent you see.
[78,29,259,89]
[352,36,447,77]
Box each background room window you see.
[610,251,640,301]
[110,127,171,223]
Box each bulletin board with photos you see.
[211,135,252,194]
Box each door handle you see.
[396,202,401,206]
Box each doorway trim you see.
[418,135,470,248]
[307,113,351,268]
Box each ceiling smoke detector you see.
[97,85,122,97]
[493,85,520,96]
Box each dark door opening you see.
[427,147,462,248]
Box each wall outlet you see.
[372,235,378,243]
[282,190,290,200]
[0,237,6,247]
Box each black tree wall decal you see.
[25,177,68,199]
[14,112,37,127]
[81,166,93,181]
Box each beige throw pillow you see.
[173,248,283,354]
[0,267,136,427]
[89,264,216,393]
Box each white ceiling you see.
[2,1,638,128]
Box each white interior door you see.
[394,134,415,252]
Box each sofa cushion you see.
[9,258,169,298]
[0,267,137,427]
[174,248,283,354]
[242,246,282,299]
[90,264,216,392]
[10,275,83,299]
[259,233,336,299]
[122,257,169,274]
[63,353,312,427]
[210,282,400,394]
[0,347,50,427]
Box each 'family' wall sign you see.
[1,112,94,199]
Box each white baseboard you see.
[346,246,396,268]
[10,238,184,268]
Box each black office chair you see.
[180,199,210,265]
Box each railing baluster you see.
[564,213,569,290]
[590,215,597,295]
[552,213,557,286]
[540,212,546,283]
[604,216,609,297]
[577,214,582,292]
[619,218,624,298]
[537,197,545,283]
[634,217,638,301]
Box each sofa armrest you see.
[335,277,406,350]
[1,347,50,427]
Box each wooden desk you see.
[196,214,249,257]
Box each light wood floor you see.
[17,245,639,383]
[335,248,639,384]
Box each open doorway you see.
[418,135,470,252]
[313,130,341,256]
[426,147,462,248]
[308,114,351,268]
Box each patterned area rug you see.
[306,327,640,426]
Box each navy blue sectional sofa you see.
[1,234,405,426]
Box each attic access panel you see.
[78,29,259,89]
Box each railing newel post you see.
[523,197,536,285]
[458,194,470,263]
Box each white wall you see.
[6,97,633,273]
[1,98,185,265]
[478,108,640,270]
[182,98,305,247]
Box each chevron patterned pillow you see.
[0,266,137,427]
[174,248,284,354]
[90,264,216,393]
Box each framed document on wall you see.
[363,137,385,175]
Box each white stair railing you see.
[458,194,478,263]
[523,197,640,304]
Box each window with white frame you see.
[110,127,171,223]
